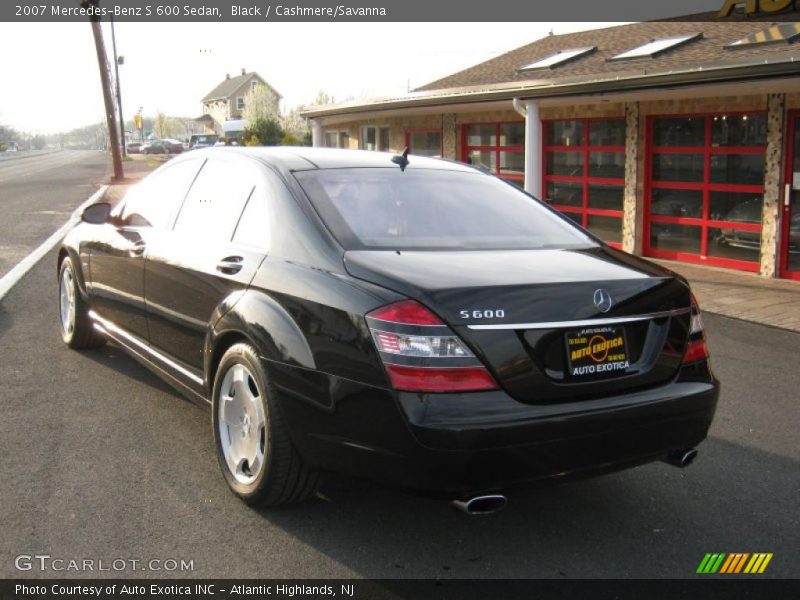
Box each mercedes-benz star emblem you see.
[593,288,613,313]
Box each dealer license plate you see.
[565,326,630,378]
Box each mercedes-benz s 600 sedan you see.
[57,147,718,510]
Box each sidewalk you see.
[654,260,800,333]
[102,153,169,204]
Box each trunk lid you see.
[345,247,692,403]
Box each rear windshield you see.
[294,168,596,251]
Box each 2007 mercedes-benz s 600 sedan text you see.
[57,148,718,512]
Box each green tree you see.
[243,118,283,146]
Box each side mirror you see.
[81,202,111,224]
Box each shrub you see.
[242,118,283,146]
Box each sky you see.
[0,22,625,134]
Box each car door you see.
[144,156,269,373]
[88,159,204,341]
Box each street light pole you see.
[83,0,123,181]
[110,14,126,158]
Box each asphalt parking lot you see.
[0,155,797,580]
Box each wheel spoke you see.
[217,361,268,485]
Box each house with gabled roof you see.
[196,69,281,136]
[301,17,800,280]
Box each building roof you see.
[416,21,800,92]
[301,19,800,119]
[202,71,282,103]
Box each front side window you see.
[294,167,594,251]
[121,159,203,229]
[173,159,255,243]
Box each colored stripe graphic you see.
[697,553,727,573]
[744,553,774,574]
[720,553,749,573]
[699,553,773,574]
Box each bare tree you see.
[242,84,280,125]
[153,112,174,139]
[313,90,335,106]
[281,107,310,142]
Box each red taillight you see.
[366,300,499,393]
[385,365,498,393]
[683,294,710,365]
[683,338,709,364]
[367,299,443,325]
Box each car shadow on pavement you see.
[79,341,195,404]
[252,435,799,580]
[0,304,12,338]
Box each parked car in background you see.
[163,139,185,154]
[189,134,219,150]
[126,142,142,154]
[56,148,718,511]
[141,141,168,155]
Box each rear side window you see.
[232,190,270,251]
[173,159,255,242]
[294,168,595,251]
[121,159,202,229]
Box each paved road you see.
[0,150,109,279]
[0,241,797,579]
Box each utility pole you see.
[83,0,123,181]
[110,14,126,157]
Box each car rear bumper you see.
[268,360,719,495]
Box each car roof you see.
[186,146,478,173]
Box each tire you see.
[212,342,318,507]
[58,256,105,349]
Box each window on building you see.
[236,96,245,110]
[646,113,767,271]
[251,80,259,91]
[519,47,596,71]
[324,130,351,149]
[406,129,442,158]
[323,131,339,148]
[727,23,800,48]
[462,122,524,187]
[360,126,390,151]
[610,33,701,60]
[520,46,597,71]
[543,118,626,247]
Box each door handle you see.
[216,256,244,275]
[786,183,792,209]
[129,241,146,256]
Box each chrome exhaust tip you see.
[663,448,698,468]
[452,494,507,515]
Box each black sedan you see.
[140,141,168,155]
[57,148,718,511]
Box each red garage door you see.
[645,112,767,271]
